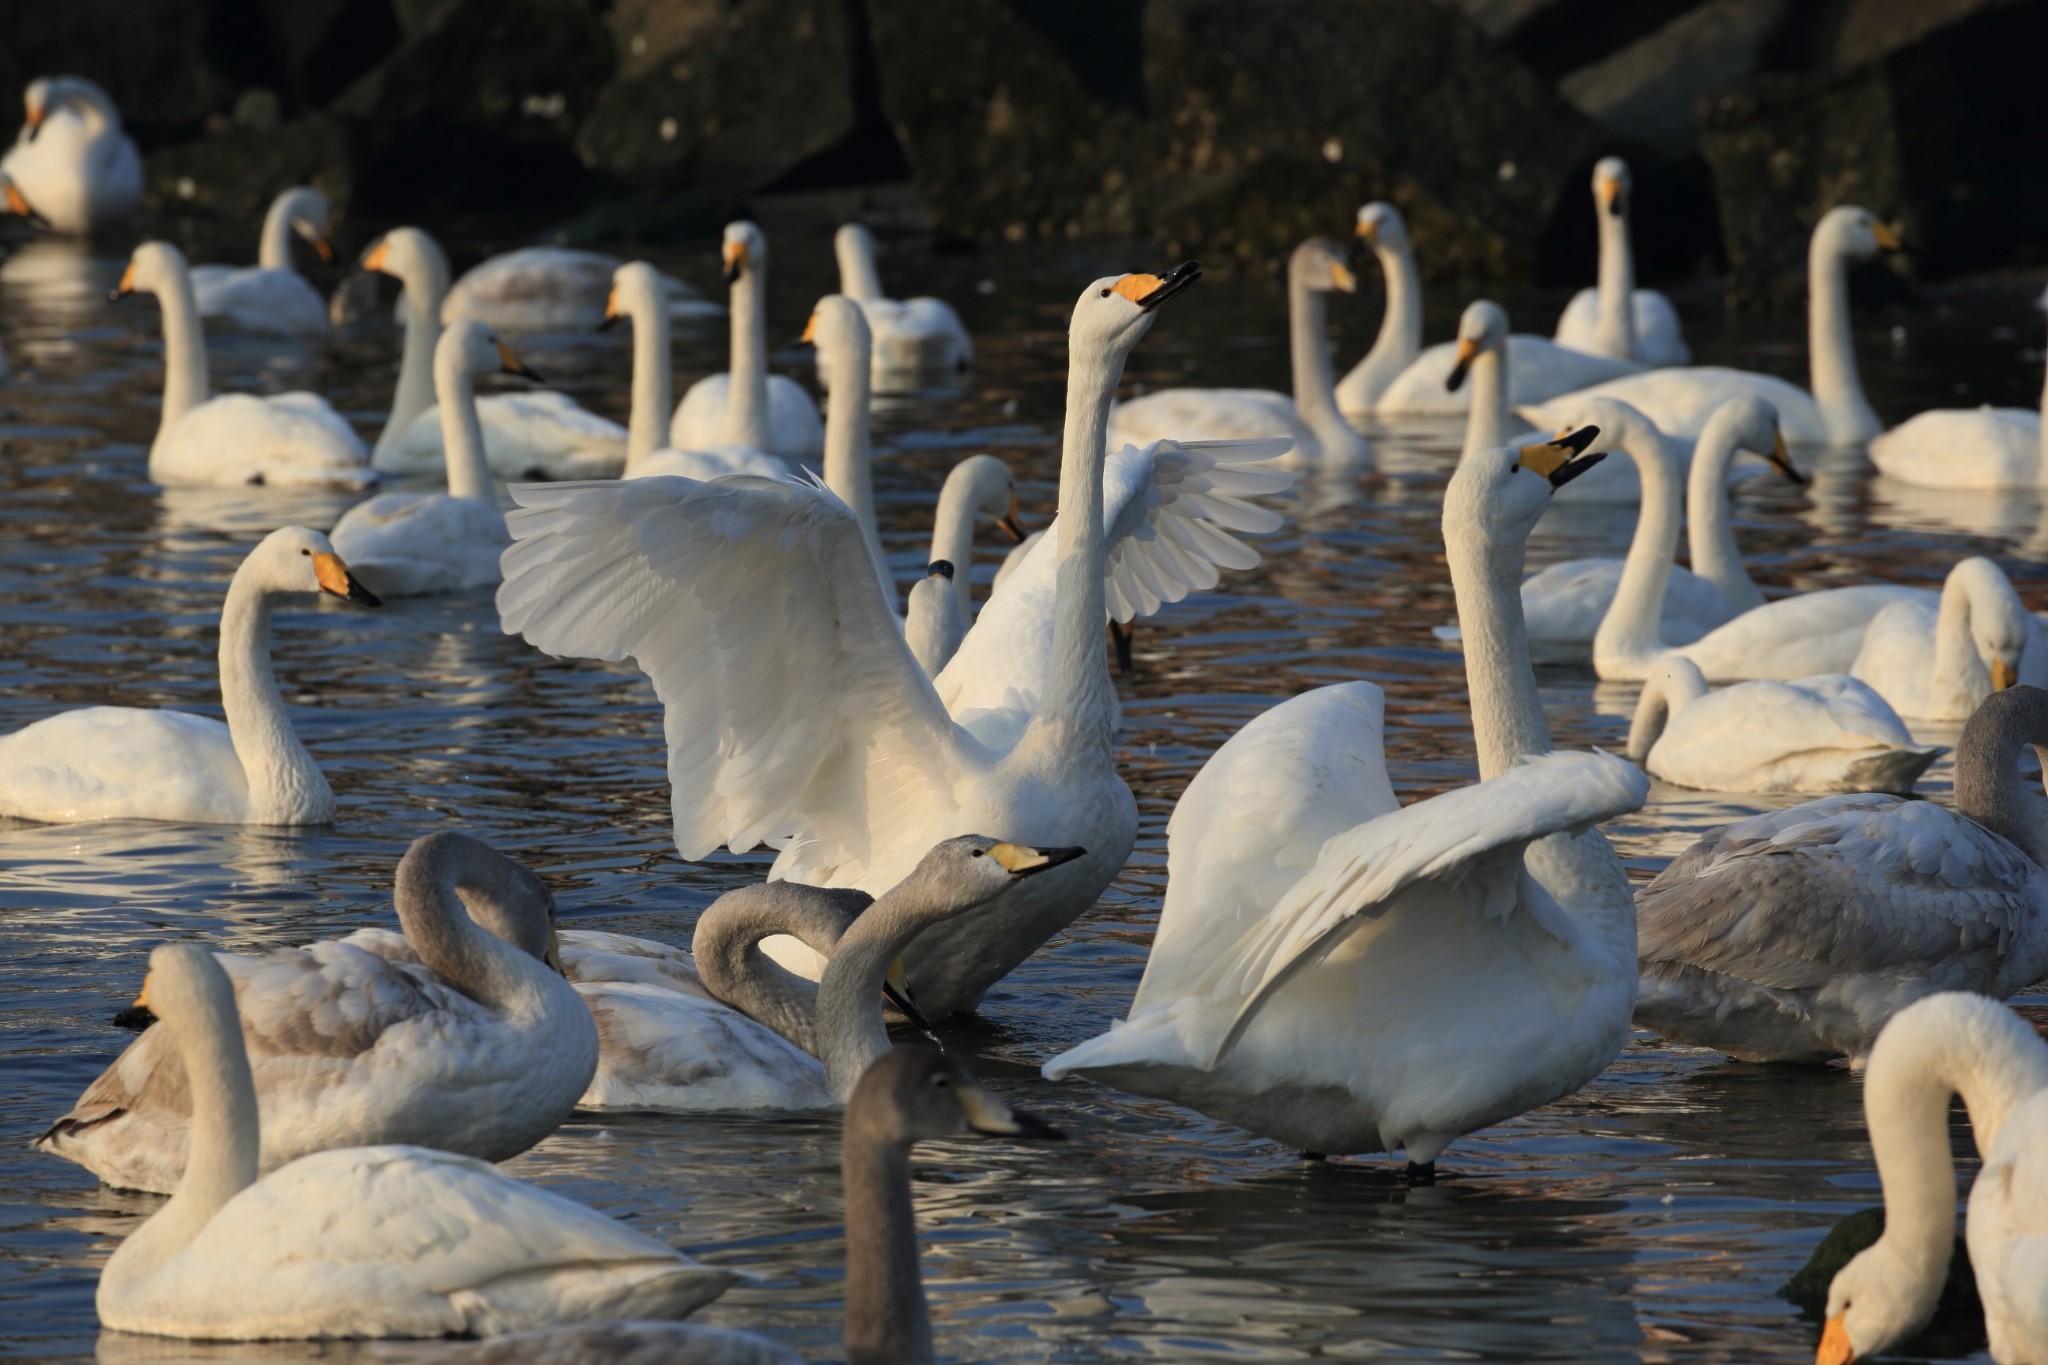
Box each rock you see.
[1781,1206,1985,1356]
[0,0,221,142]
[1559,0,1789,157]
[142,116,358,222]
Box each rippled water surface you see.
[3,222,2046,1362]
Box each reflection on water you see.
[2,221,2037,1363]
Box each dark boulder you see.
[142,116,359,223]
[0,0,221,144]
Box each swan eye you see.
[300,548,310,556]
[971,848,985,857]
[1099,288,1111,298]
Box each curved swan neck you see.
[814,872,978,1096]
[1445,481,1550,779]
[144,956,260,1263]
[436,349,495,503]
[151,254,209,444]
[257,196,301,272]
[724,258,771,450]
[1349,235,1422,407]
[217,562,331,824]
[624,289,671,471]
[1459,342,1510,463]
[1686,417,1764,612]
[1954,690,2048,864]
[929,466,981,575]
[842,1124,930,1365]
[1808,227,1880,444]
[394,836,553,1009]
[836,228,886,302]
[1288,266,1366,460]
[1592,201,1636,361]
[1593,425,1685,676]
[379,242,450,459]
[821,324,885,583]
[1626,659,1707,761]
[693,885,864,1056]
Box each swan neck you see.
[1686,422,1763,612]
[814,878,959,1098]
[1592,206,1636,360]
[1372,239,1422,374]
[1927,572,1995,724]
[841,1133,931,1365]
[724,264,771,449]
[837,233,886,302]
[217,564,329,824]
[152,258,210,444]
[929,471,978,573]
[1446,487,1550,778]
[1459,345,1510,463]
[1808,230,1879,444]
[257,198,296,271]
[693,885,864,1056]
[1626,661,1705,762]
[380,251,449,458]
[1954,690,2048,864]
[394,839,550,1010]
[151,960,260,1260]
[437,355,495,502]
[1593,430,1684,676]
[1290,272,1366,461]
[822,332,885,583]
[625,294,672,470]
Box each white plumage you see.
[188,187,332,337]
[833,223,972,382]
[443,246,720,332]
[0,77,140,234]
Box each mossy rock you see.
[1782,1207,1986,1357]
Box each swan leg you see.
[1301,1150,1327,1162]
[1110,620,1135,674]
[1405,1160,1436,1185]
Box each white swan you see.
[1851,558,2048,720]
[669,221,824,459]
[1376,301,1639,420]
[359,228,627,479]
[924,452,1025,638]
[906,562,966,675]
[498,264,1212,1020]
[1045,430,1650,1174]
[0,76,140,233]
[1108,238,1371,469]
[571,838,1079,1113]
[1334,202,1422,416]
[0,526,378,825]
[1816,992,2048,1365]
[1868,313,2048,489]
[188,187,333,337]
[1634,684,2048,1065]
[1627,655,1941,795]
[1552,157,1690,367]
[91,940,727,1339]
[114,242,375,489]
[39,831,596,1194]
[443,245,720,332]
[330,322,535,597]
[1523,206,1901,445]
[834,222,972,381]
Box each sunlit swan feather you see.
[1552,158,1690,367]
[668,222,823,459]
[0,76,140,233]
[834,223,972,382]
[189,187,333,337]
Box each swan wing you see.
[574,980,832,1112]
[0,707,248,824]
[630,445,789,481]
[559,929,710,997]
[497,475,991,865]
[397,393,627,480]
[190,265,329,336]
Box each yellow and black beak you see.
[1765,428,1808,486]
[496,340,544,384]
[958,1078,1065,1141]
[2,179,48,229]
[883,959,933,1032]
[1114,261,1201,312]
[1445,335,1481,392]
[1815,1312,1854,1365]
[1600,176,1624,217]
[597,287,622,332]
[722,239,747,283]
[1872,221,1904,252]
[312,234,335,263]
[360,238,391,276]
[107,260,138,303]
[312,551,382,607]
[988,843,1086,878]
[794,309,820,348]
[996,489,1025,543]
[112,976,156,1032]
[1329,260,1358,294]
[1518,426,1604,489]
[1993,658,2020,691]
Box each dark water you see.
[2,223,2044,1362]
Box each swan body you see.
[1627,656,1941,795]
[0,77,140,233]
[116,242,375,489]
[92,941,726,1340]
[1551,158,1690,367]
[1523,206,1900,445]
[40,834,599,1195]
[1818,992,2048,1365]
[0,527,377,826]
[1335,202,1423,415]
[189,187,333,337]
[668,222,823,459]
[1868,317,2048,490]
[1633,686,2048,1065]
[1376,335,1638,417]
[1850,558,2048,720]
[1046,432,1644,1164]
[332,322,533,598]
[834,223,972,380]
[613,259,783,483]
[443,246,720,332]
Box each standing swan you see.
[1046,432,1653,1177]
[189,187,334,337]
[1552,158,1690,366]
[1868,312,2048,489]
[834,222,973,382]
[0,526,378,825]
[1107,238,1371,469]
[1634,685,2048,1065]
[0,76,140,233]
[1334,202,1423,416]
[1816,992,2048,1365]
[668,221,824,459]
[113,242,375,489]
[39,832,598,1194]
[92,942,728,1339]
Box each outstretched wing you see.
[497,475,989,867]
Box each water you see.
[2,223,2045,1362]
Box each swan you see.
[1626,655,1942,795]
[113,242,375,489]
[188,186,333,337]
[1333,202,1422,416]
[668,221,824,459]
[1815,992,2048,1365]
[1045,430,1651,1176]
[497,263,1212,1020]
[571,838,1080,1112]
[906,561,965,675]
[1375,305,1639,421]
[925,452,1026,635]
[443,245,720,332]
[1634,684,2048,1065]
[1850,558,2048,720]
[1107,237,1371,469]
[359,228,626,480]
[91,941,727,1339]
[1867,314,2048,489]
[330,321,538,598]
[1522,206,1901,445]
[0,76,140,233]
[0,526,378,826]
[834,222,973,381]
[406,1048,1063,1365]
[1552,157,1690,367]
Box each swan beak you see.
[1815,1312,1855,1365]
[313,552,382,607]
[722,240,747,283]
[112,977,156,1032]
[798,310,820,346]
[1600,176,1624,217]
[1329,260,1358,294]
[2,180,47,229]
[958,1081,1065,1141]
[1445,336,1480,392]
[1354,217,1378,246]
[1110,619,1135,674]
[545,927,565,975]
[1116,261,1201,311]
[990,843,1087,877]
[496,340,544,384]
[1766,429,1809,486]
[312,235,335,263]
[361,239,391,275]
[997,490,1026,543]
[24,105,43,140]
[1993,658,2019,690]
[1518,427,1605,488]
[108,261,138,302]
[597,289,622,332]
[1872,222,1904,252]
[882,960,932,1032]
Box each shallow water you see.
[2,225,2045,1362]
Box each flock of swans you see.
[6,74,2048,1365]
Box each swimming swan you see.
[1552,157,1690,367]
[1634,685,2048,1064]
[1376,297,1639,420]
[331,321,539,598]
[1108,238,1371,469]
[38,832,597,1194]
[1334,202,1423,416]
[1849,558,2048,720]
[91,940,726,1339]
[0,526,378,826]
[1867,313,2048,489]
[1046,431,1653,1176]
[443,245,719,332]
[668,221,824,459]
[1816,992,2048,1365]
[114,242,375,489]
[189,186,333,337]
[834,222,973,382]
[0,76,140,233]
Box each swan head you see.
[799,293,872,381]
[602,260,664,331]
[109,241,190,302]
[1354,202,1408,252]
[1445,300,1509,391]
[1445,426,1605,539]
[1818,1238,1943,1364]
[848,1048,1064,1147]
[1948,557,2027,688]
[834,222,876,260]
[1289,238,1356,295]
[1543,394,1661,458]
[1593,156,1631,217]
[911,835,1088,909]
[23,76,118,137]
[950,453,1024,542]
[1072,262,1200,357]
[357,227,449,297]
[282,187,334,261]
[721,220,766,283]
[254,525,381,607]
[1816,206,1903,263]
[1708,395,1806,486]
[438,318,543,386]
